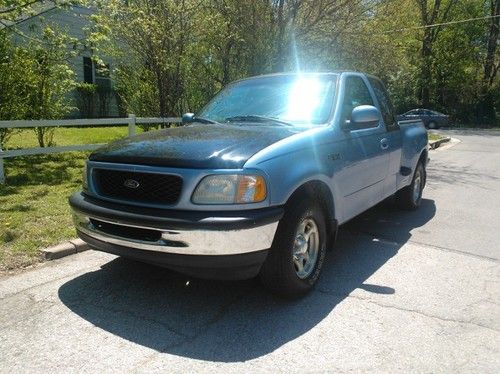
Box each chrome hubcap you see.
[413,170,422,203]
[293,218,319,279]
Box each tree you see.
[1,1,87,146]
[0,27,77,147]
[26,27,78,147]
[484,0,500,86]
[476,0,499,124]
[414,0,459,107]
[92,0,195,117]
[2,0,488,129]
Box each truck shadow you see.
[58,198,436,362]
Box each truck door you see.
[335,75,390,222]
[368,77,402,200]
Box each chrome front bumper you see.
[73,210,279,256]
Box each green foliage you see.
[86,0,496,124]
[75,83,97,118]
[0,26,77,146]
[90,0,195,117]
[0,0,498,127]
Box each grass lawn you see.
[0,126,134,272]
[6,126,130,149]
[428,133,445,142]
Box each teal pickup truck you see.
[70,71,428,297]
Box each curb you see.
[41,239,90,260]
[429,136,451,150]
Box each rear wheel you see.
[259,198,327,298]
[396,162,425,210]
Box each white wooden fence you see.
[0,115,181,184]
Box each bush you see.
[0,28,76,147]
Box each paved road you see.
[1,130,499,372]
[350,129,500,261]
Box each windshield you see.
[198,74,337,126]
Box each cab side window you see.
[368,77,398,131]
[341,76,374,125]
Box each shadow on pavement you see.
[426,159,499,188]
[58,198,436,362]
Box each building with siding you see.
[2,2,121,118]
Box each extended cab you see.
[69,72,428,297]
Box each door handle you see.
[380,138,389,150]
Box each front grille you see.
[93,169,183,205]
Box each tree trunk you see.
[421,29,433,108]
[156,68,167,117]
[416,0,458,108]
[483,0,499,86]
[477,0,499,124]
[272,0,286,72]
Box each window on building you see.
[82,57,111,89]
[83,56,93,84]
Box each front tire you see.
[396,161,425,210]
[259,198,327,298]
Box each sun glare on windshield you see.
[284,77,326,124]
[199,74,336,125]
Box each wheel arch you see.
[284,180,338,245]
[418,148,428,186]
[418,148,428,165]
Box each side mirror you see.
[182,112,195,123]
[345,105,381,130]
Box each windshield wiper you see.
[225,115,293,127]
[192,116,222,125]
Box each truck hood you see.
[89,123,299,169]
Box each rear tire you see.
[259,198,327,298]
[396,162,425,210]
[428,121,438,129]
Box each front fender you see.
[245,128,342,222]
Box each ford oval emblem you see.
[124,179,140,189]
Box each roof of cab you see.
[233,71,358,84]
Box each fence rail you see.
[0,115,181,184]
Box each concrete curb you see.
[41,239,90,260]
[429,136,451,150]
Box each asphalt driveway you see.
[0,129,499,372]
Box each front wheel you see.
[259,199,327,298]
[396,162,425,210]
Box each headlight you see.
[82,162,88,190]
[192,174,267,204]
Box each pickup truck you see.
[69,71,428,297]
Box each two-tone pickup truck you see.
[70,71,428,297]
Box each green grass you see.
[428,133,445,142]
[0,126,134,272]
[6,126,131,149]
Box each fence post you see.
[0,147,5,184]
[128,114,136,136]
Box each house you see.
[1,2,121,118]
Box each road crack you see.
[316,288,500,333]
[349,229,499,263]
[129,292,246,372]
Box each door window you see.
[368,77,398,131]
[341,76,375,127]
